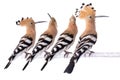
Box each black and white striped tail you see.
[64,34,97,73]
[4,36,33,69]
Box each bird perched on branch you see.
[64,3,98,74]
[22,13,58,70]
[41,15,78,71]
[4,17,46,69]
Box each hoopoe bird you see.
[22,13,58,70]
[64,3,98,73]
[4,17,46,69]
[64,3,108,74]
[41,15,78,71]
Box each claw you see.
[25,52,31,58]
[64,51,72,58]
[26,55,32,61]
[84,50,94,57]
[89,51,95,56]
[44,51,51,58]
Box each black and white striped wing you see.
[9,36,33,61]
[30,34,53,60]
[41,33,74,71]
[51,33,74,55]
[74,34,97,61]
[64,34,97,73]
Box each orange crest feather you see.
[78,3,96,19]
[16,17,35,27]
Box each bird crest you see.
[16,17,35,27]
[75,3,96,19]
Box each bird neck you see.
[47,24,57,37]
[25,26,36,40]
[86,18,95,30]
[81,18,96,38]
[84,18,96,33]
[67,21,78,36]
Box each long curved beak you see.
[95,15,109,18]
[35,21,47,24]
[47,13,52,19]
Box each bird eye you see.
[31,22,33,24]
[88,16,92,19]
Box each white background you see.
[0,0,120,80]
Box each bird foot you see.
[26,55,33,62]
[64,51,72,58]
[25,52,31,58]
[44,51,51,58]
[84,50,94,57]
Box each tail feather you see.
[4,55,15,69]
[4,61,11,69]
[41,61,48,71]
[64,61,75,74]
[22,61,30,71]
[22,55,35,71]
